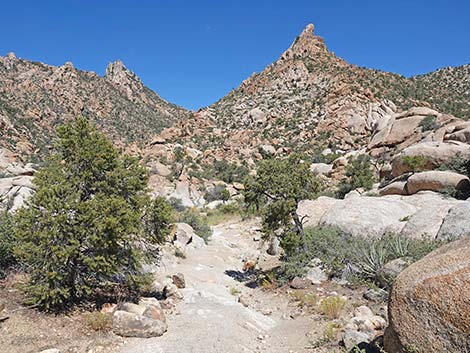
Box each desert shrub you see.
[418,115,440,131]
[401,155,428,173]
[205,202,242,225]
[204,185,231,202]
[319,296,347,319]
[168,197,186,212]
[336,154,375,198]
[179,209,212,243]
[190,159,249,184]
[13,118,164,311]
[439,153,470,176]
[0,211,15,277]
[83,311,113,331]
[278,227,445,287]
[290,291,318,309]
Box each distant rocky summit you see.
[152,24,470,166]
[0,54,190,157]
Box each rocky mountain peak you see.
[105,60,150,102]
[281,23,329,60]
[105,60,142,86]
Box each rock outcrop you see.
[384,239,470,353]
[297,192,465,240]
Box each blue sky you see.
[1,0,469,110]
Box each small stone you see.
[260,307,272,316]
[354,305,374,318]
[100,303,117,315]
[363,288,388,302]
[238,294,251,307]
[112,310,167,338]
[172,273,186,289]
[290,277,310,289]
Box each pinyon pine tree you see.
[244,154,322,253]
[14,117,165,311]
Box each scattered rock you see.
[310,163,333,176]
[100,303,117,315]
[363,288,388,302]
[290,277,310,289]
[305,259,327,284]
[342,330,371,350]
[172,273,186,289]
[238,294,251,307]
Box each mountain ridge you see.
[147,24,468,167]
[0,53,190,159]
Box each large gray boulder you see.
[406,170,470,195]
[318,196,417,237]
[173,223,205,251]
[436,201,470,240]
[384,239,470,353]
[297,197,338,228]
[400,200,460,239]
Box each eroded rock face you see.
[436,201,470,240]
[384,239,470,353]
[391,141,470,177]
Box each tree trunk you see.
[292,211,307,252]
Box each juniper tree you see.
[13,117,168,311]
[244,154,322,252]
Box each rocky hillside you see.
[412,64,470,118]
[0,53,190,158]
[153,24,468,165]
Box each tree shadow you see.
[224,269,261,288]
[347,336,384,353]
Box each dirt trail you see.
[119,219,317,353]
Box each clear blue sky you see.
[1,0,469,110]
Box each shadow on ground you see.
[224,269,261,288]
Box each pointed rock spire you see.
[281,23,328,60]
[105,60,145,100]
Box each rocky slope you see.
[152,24,469,165]
[0,54,190,159]
[412,64,470,119]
